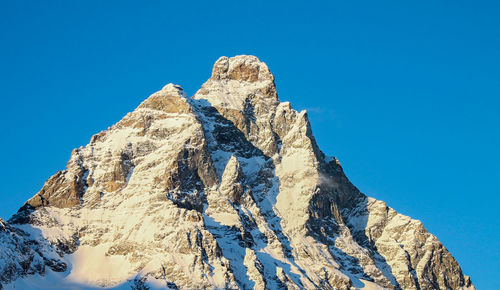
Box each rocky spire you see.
[210,55,275,83]
[194,55,278,110]
[219,155,245,204]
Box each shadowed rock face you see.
[1,55,474,290]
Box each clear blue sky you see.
[1,0,498,288]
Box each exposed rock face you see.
[0,55,473,289]
[210,55,275,83]
[23,153,88,209]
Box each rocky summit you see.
[0,55,473,289]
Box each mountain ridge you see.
[0,55,473,289]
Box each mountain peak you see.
[0,56,474,290]
[194,55,278,112]
[210,55,274,82]
[138,83,191,114]
[159,83,186,96]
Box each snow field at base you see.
[4,269,168,290]
[66,245,135,286]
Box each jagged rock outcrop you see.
[22,154,88,210]
[0,55,473,289]
[0,217,70,288]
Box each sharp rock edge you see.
[0,55,474,290]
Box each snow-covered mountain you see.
[0,55,473,289]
